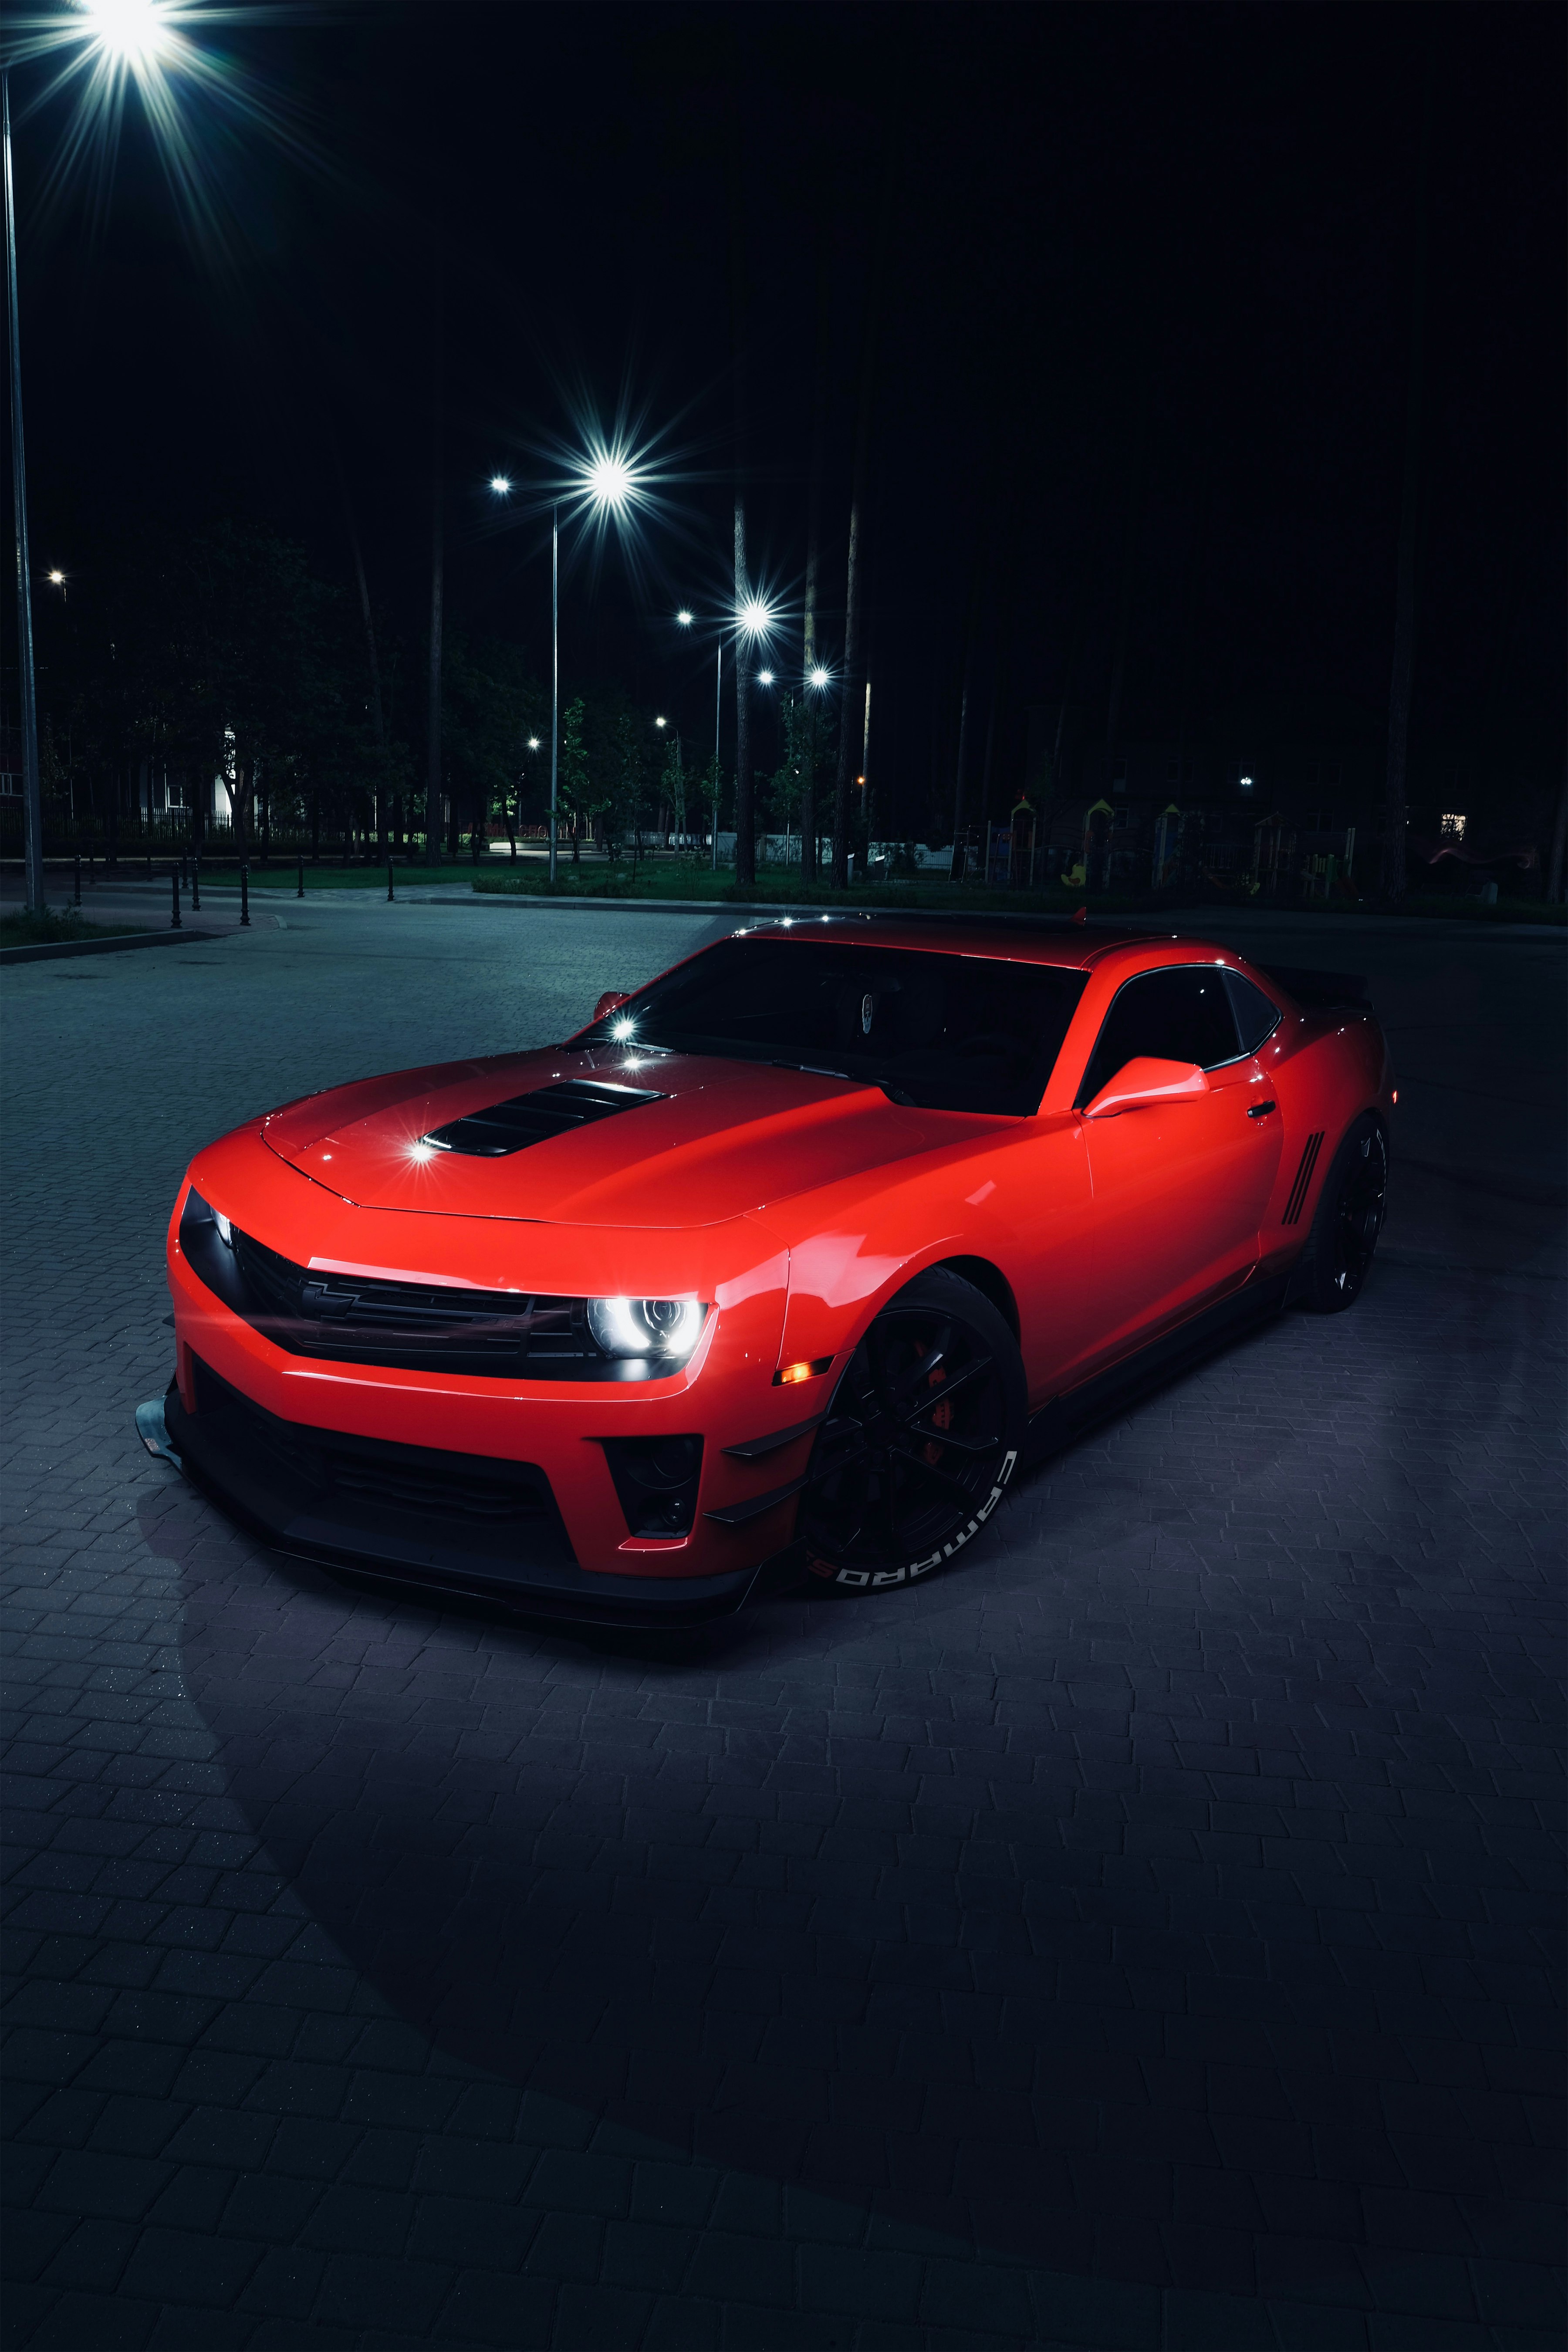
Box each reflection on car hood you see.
[259,1047,999,1227]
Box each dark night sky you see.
[11,0,1566,833]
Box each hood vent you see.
[422,1077,665,1159]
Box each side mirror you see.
[1084,1057,1210,1119]
[593,991,632,1023]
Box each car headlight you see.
[587,1297,706,1362]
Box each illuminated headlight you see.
[587,1297,706,1362]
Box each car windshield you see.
[578,937,1089,1116]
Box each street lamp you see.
[674,597,777,870]
[5,0,200,912]
[489,442,641,882]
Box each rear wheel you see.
[800,1268,1027,1593]
[1299,1114,1388,1312]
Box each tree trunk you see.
[1382,45,1437,902]
[728,69,754,890]
[425,263,445,868]
[338,452,389,852]
[1105,377,1152,785]
[1547,753,1568,904]
[801,245,831,883]
[833,119,900,887]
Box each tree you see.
[767,692,812,859]
[697,753,726,853]
[661,731,688,842]
[557,697,592,863]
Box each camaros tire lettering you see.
[810,1446,1020,1588]
[800,1268,1029,1596]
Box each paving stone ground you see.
[3,902,1563,2351]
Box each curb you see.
[0,928,223,967]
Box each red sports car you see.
[140,917,1393,1622]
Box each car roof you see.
[737,911,1230,973]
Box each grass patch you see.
[0,908,157,950]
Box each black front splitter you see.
[138,1386,803,1630]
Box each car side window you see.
[1076,968,1242,1106]
[1223,969,1282,1054]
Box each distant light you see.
[610,1016,637,1041]
[83,0,176,66]
[584,450,633,510]
[1239,774,1254,791]
[757,669,774,687]
[676,609,695,627]
[808,666,830,689]
[655,716,668,729]
[737,596,774,638]
[527,736,541,750]
[47,569,66,586]
[489,474,512,496]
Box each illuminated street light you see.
[488,434,646,881]
[82,0,177,68]
[809,665,830,690]
[757,670,774,687]
[583,449,634,510]
[737,595,774,638]
[654,716,667,729]
[676,608,694,627]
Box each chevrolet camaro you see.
[139,916,1393,1622]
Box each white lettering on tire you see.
[825,1449,1018,1592]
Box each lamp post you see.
[677,599,776,871]
[4,71,44,914]
[6,2,189,914]
[490,450,637,884]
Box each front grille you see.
[229,1228,595,1375]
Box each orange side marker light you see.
[775,1355,834,1386]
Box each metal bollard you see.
[74,852,81,907]
[387,858,395,902]
[171,868,182,929]
[297,852,304,899]
[240,863,250,928]
[191,856,201,912]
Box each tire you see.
[799,1267,1027,1594]
[1298,1113,1388,1313]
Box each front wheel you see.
[799,1267,1027,1594]
[1298,1113,1388,1312]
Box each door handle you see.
[1248,1100,1277,1120]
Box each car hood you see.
[259,1046,997,1228]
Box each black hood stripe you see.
[422,1078,665,1159]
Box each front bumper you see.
[157,1148,830,1620]
[146,1365,803,1627]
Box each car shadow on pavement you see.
[139,1267,1565,2314]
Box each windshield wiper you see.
[769,1059,917,1108]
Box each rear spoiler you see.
[1258,963,1371,1012]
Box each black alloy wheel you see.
[800,1267,1027,1593]
[1301,1114,1389,1312]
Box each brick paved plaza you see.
[3,899,1563,2351]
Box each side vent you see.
[423,1078,664,1159]
[1282,1131,1325,1225]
